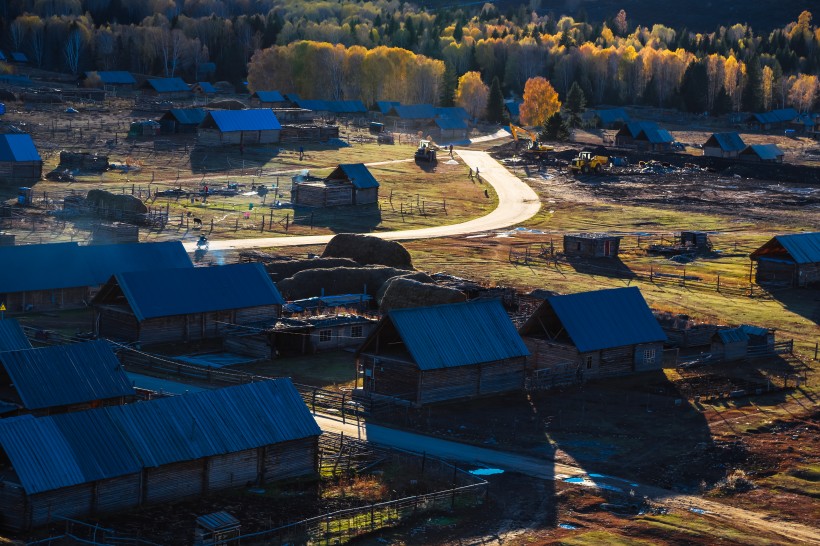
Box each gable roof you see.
[253,90,285,103]
[741,143,783,160]
[327,163,379,189]
[376,101,401,114]
[145,77,191,93]
[751,232,820,264]
[0,319,32,351]
[203,109,281,132]
[0,340,135,410]
[293,99,328,111]
[524,287,666,353]
[389,104,436,119]
[704,132,745,151]
[106,262,284,321]
[435,116,468,130]
[618,121,664,139]
[0,133,41,162]
[192,81,217,94]
[716,327,748,344]
[162,108,207,126]
[751,108,798,124]
[383,299,529,371]
[89,71,136,85]
[326,100,367,114]
[80,241,193,285]
[636,126,674,144]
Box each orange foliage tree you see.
[519,77,561,127]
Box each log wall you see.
[3,287,89,313]
[144,460,204,504]
[262,437,318,482]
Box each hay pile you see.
[277,266,431,300]
[379,277,466,312]
[375,272,436,302]
[322,234,413,269]
[86,189,148,219]
[264,257,360,281]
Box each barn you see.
[141,77,192,99]
[356,299,530,406]
[0,341,136,417]
[519,287,667,388]
[250,90,289,108]
[750,232,820,287]
[159,108,207,134]
[563,233,622,258]
[739,144,784,163]
[92,262,285,345]
[198,109,281,146]
[702,132,746,158]
[0,133,42,183]
[291,163,379,207]
[0,379,320,531]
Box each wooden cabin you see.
[520,287,667,389]
[750,232,820,287]
[250,90,289,108]
[84,71,136,91]
[747,108,798,131]
[563,233,622,258]
[159,108,207,134]
[435,116,468,140]
[0,379,320,531]
[0,133,42,183]
[291,163,379,208]
[739,144,784,163]
[356,299,529,406]
[198,109,281,147]
[0,341,136,417]
[711,328,748,362]
[141,77,192,99]
[702,132,745,158]
[92,263,284,345]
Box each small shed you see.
[711,327,748,362]
[198,109,281,146]
[0,133,42,183]
[250,90,289,108]
[519,287,667,386]
[703,132,746,158]
[141,77,192,99]
[0,319,32,352]
[291,163,379,207]
[563,233,621,258]
[356,299,530,406]
[740,324,775,353]
[195,512,240,546]
[92,262,285,345]
[750,232,820,287]
[159,108,207,134]
[739,144,784,163]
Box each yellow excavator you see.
[509,124,554,158]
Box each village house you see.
[739,144,784,163]
[0,133,42,183]
[250,90,289,108]
[702,132,746,158]
[0,379,320,531]
[159,108,207,134]
[614,121,673,150]
[84,71,136,91]
[750,231,820,287]
[92,262,285,345]
[563,233,622,258]
[435,116,468,140]
[291,163,379,207]
[582,108,631,129]
[140,77,192,99]
[747,108,798,131]
[356,299,530,406]
[0,341,136,417]
[190,81,217,100]
[198,109,282,146]
[519,287,667,388]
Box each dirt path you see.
[315,415,820,545]
[184,150,541,251]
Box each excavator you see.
[509,124,554,159]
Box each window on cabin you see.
[319,329,332,342]
[351,325,363,338]
[585,356,593,369]
[644,349,656,365]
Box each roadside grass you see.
[757,465,820,498]
[634,513,778,545]
[555,530,655,545]
[232,350,356,389]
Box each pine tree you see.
[441,63,458,107]
[540,112,570,141]
[486,77,506,123]
[679,61,708,113]
[565,82,587,128]
[453,20,463,43]
[742,57,763,112]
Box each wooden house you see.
[198,109,281,146]
[747,108,798,131]
[85,71,136,91]
[582,108,631,129]
[356,299,530,406]
[0,379,320,531]
[710,328,748,362]
[304,314,377,352]
[0,341,136,417]
[0,133,42,183]
[519,287,667,388]
[385,104,437,129]
[702,132,746,158]
[291,163,379,207]
[739,144,784,163]
[141,77,192,99]
[563,233,622,258]
[92,262,285,345]
[190,82,216,98]
[614,122,673,150]
[435,116,468,140]
[750,232,820,287]
[250,90,289,108]
[159,108,207,134]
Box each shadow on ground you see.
[291,202,382,233]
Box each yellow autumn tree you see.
[519,77,561,127]
[455,71,489,119]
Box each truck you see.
[415,139,437,163]
[570,151,610,174]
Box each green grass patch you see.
[556,530,655,545]
[637,513,774,545]
[232,350,356,389]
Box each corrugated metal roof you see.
[111,262,285,321]
[105,379,320,467]
[206,109,281,132]
[638,127,674,144]
[0,242,89,292]
[91,71,136,85]
[739,324,768,337]
[435,117,467,130]
[717,327,748,344]
[162,108,207,126]
[620,121,664,139]
[377,101,401,114]
[389,104,436,119]
[146,77,191,93]
[0,133,41,162]
[773,232,820,264]
[0,319,32,351]
[82,241,193,285]
[387,299,530,371]
[326,100,367,114]
[705,132,745,151]
[595,108,630,124]
[197,511,239,531]
[435,107,469,120]
[254,90,285,103]
[193,82,216,94]
[752,108,798,124]
[293,99,328,111]
[0,340,135,410]
[743,144,783,160]
[10,52,28,63]
[535,287,667,353]
[328,163,379,189]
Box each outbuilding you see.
[702,132,746,158]
[563,233,621,258]
[159,108,207,134]
[747,108,798,131]
[750,232,820,287]
[291,163,379,207]
[614,121,672,149]
[85,71,136,91]
[250,90,289,108]
[198,109,281,146]
[141,77,192,99]
[356,299,530,406]
[710,327,748,362]
[0,133,42,183]
[739,144,784,163]
[435,116,468,140]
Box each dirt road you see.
[183,150,541,252]
[316,415,820,545]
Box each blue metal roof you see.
[537,287,667,353]
[253,90,285,103]
[0,242,89,292]
[739,324,768,337]
[0,340,135,410]
[637,126,674,144]
[328,163,379,189]
[717,327,748,344]
[146,77,191,93]
[193,81,217,94]
[620,121,665,139]
[0,133,41,162]
[377,101,401,114]
[435,107,469,120]
[387,299,529,371]
[10,52,28,63]
[205,109,282,132]
[705,132,745,151]
[0,319,32,351]
[110,262,284,321]
[0,74,33,86]
[742,144,783,160]
[197,511,239,531]
[595,108,630,124]
[770,232,820,264]
[90,71,136,85]
[293,99,328,111]
[389,104,436,119]
[751,108,798,124]
[0,52,5,61]
[82,241,193,285]
[435,116,468,130]
[162,108,207,126]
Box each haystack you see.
[322,234,413,269]
[208,99,246,110]
[277,266,431,300]
[379,277,466,312]
[264,257,360,281]
[375,272,436,302]
[85,189,148,220]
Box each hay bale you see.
[86,189,148,221]
[278,266,431,300]
[322,234,413,269]
[379,277,466,312]
[264,257,360,281]
[375,272,436,303]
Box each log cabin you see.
[750,232,820,287]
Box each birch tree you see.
[64,30,82,75]
[455,70,489,118]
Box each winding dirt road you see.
[182,150,541,252]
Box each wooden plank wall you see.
[0,482,26,531]
[597,346,634,378]
[479,359,526,395]
[30,484,94,528]
[419,366,480,405]
[263,437,317,481]
[97,307,140,341]
[144,460,204,504]
[4,287,89,313]
[208,450,259,490]
[361,355,419,400]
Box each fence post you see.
[210,218,214,233]
[451,465,458,509]
[312,389,317,414]
[716,274,720,292]
[815,342,818,361]
[341,393,346,425]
